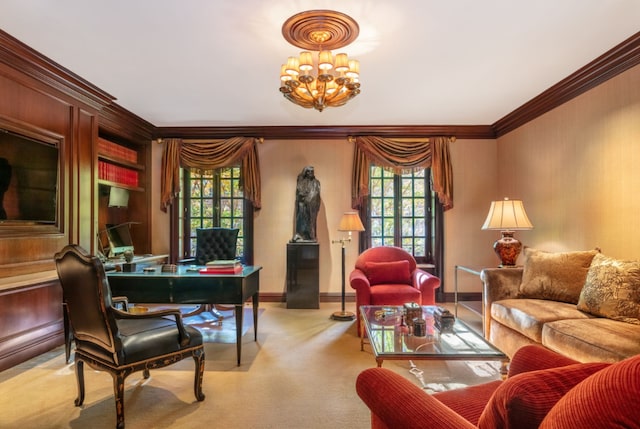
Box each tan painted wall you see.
[255,138,358,296]
[443,139,499,293]
[497,64,640,260]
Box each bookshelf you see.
[97,136,151,255]
[97,137,144,191]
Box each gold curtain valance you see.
[160,137,262,211]
[349,135,454,210]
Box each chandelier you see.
[279,10,361,112]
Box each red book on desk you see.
[199,265,242,274]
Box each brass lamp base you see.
[493,231,522,267]
[331,310,355,321]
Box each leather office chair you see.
[55,244,205,429]
[349,246,441,334]
[182,227,240,319]
[193,227,240,264]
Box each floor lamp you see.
[331,211,365,321]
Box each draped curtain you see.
[160,137,262,211]
[350,135,453,286]
[349,136,454,210]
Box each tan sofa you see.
[480,249,640,363]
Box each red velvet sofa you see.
[349,246,440,333]
[356,345,640,429]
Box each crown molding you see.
[493,31,640,137]
[154,125,495,140]
[0,29,114,111]
[99,103,155,142]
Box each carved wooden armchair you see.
[55,244,205,429]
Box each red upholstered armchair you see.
[356,344,640,429]
[349,246,440,332]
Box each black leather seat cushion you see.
[117,319,203,364]
[77,318,203,365]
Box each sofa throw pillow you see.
[539,354,640,429]
[477,362,609,429]
[577,253,640,325]
[518,247,599,304]
[364,260,412,286]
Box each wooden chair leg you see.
[74,359,85,406]
[193,348,206,402]
[112,371,126,429]
[63,303,73,363]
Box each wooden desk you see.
[107,265,262,365]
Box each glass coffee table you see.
[360,305,508,373]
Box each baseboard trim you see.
[440,292,482,303]
[257,292,482,304]
[259,292,357,303]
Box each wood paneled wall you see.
[0,30,152,371]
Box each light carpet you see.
[0,302,500,429]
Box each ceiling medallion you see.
[279,10,361,112]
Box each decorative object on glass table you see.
[403,302,422,328]
[397,313,410,335]
[412,317,427,337]
[374,307,399,321]
[434,306,455,332]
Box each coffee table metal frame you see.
[360,305,508,373]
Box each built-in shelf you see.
[97,137,145,190]
[97,135,151,256]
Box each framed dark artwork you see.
[0,115,62,232]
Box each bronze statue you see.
[291,166,321,242]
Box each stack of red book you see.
[200,260,242,274]
[98,138,138,163]
[98,161,139,187]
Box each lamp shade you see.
[318,50,333,70]
[299,51,313,71]
[482,198,533,231]
[338,211,365,232]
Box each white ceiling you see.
[1,0,639,128]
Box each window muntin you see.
[369,166,434,263]
[181,166,244,259]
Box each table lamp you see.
[331,211,365,321]
[482,198,533,267]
